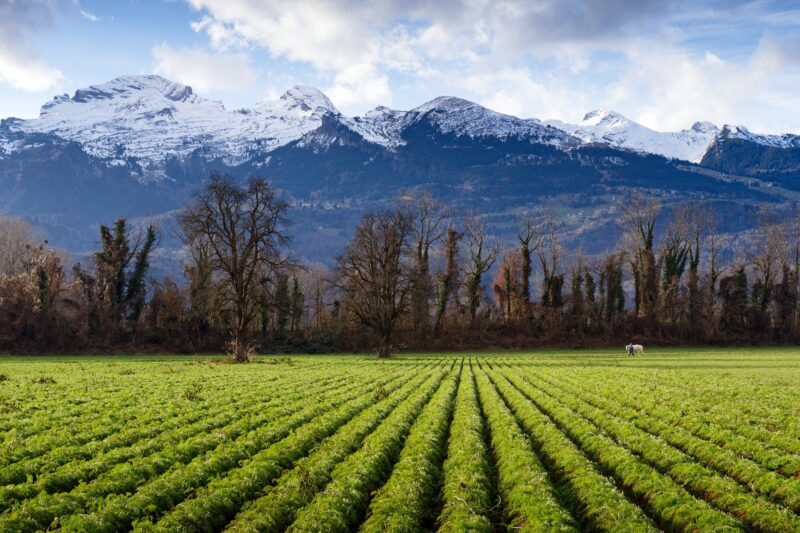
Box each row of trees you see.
[2,173,800,358]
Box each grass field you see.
[1,348,800,532]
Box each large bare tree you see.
[0,215,40,278]
[179,173,290,362]
[332,209,413,357]
[621,194,660,318]
[464,216,498,326]
[517,214,541,320]
[433,226,461,336]
[401,194,447,337]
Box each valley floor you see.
[1,348,800,531]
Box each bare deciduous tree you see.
[517,214,541,320]
[179,173,290,362]
[621,194,660,318]
[538,217,563,307]
[401,194,447,337]
[433,226,461,336]
[0,215,40,278]
[464,216,498,326]
[331,209,413,357]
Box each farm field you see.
[1,349,800,532]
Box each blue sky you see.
[1,0,799,133]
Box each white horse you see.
[625,344,644,356]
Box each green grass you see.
[1,348,799,532]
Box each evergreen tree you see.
[290,276,304,334]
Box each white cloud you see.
[187,0,379,70]
[461,67,590,122]
[190,15,245,50]
[0,54,63,92]
[152,44,257,93]
[325,63,392,113]
[182,0,800,131]
[611,36,800,133]
[80,9,99,22]
[0,0,63,92]
[182,0,679,113]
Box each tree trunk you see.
[377,332,392,358]
[231,336,249,363]
[231,306,250,363]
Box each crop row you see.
[223,362,458,533]
[525,371,800,531]
[559,366,800,447]
[0,370,362,512]
[131,362,446,532]
[355,361,460,533]
[0,367,251,441]
[0,358,346,443]
[0,367,352,483]
[472,366,577,531]
[550,370,800,475]
[0,363,419,532]
[496,368,745,531]
[0,367,288,462]
[437,362,496,531]
[485,368,659,531]
[285,363,454,532]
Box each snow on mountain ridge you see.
[4,75,798,178]
[16,76,344,175]
[276,85,335,113]
[402,96,576,146]
[580,108,629,127]
[718,124,800,148]
[549,110,721,163]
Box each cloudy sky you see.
[1,0,799,133]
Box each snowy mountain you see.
[547,109,720,163]
[3,75,798,172]
[1,74,799,264]
[7,76,339,179]
[716,124,800,148]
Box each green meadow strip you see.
[0,369,387,533]
[133,363,440,533]
[473,365,578,532]
[529,371,800,531]
[436,361,496,532]
[485,369,658,532]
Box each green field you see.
[1,348,800,532]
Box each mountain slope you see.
[1,75,798,265]
[547,110,720,162]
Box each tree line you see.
[2,173,800,358]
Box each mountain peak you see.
[690,121,718,133]
[413,96,479,114]
[40,75,201,118]
[278,85,335,113]
[580,109,629,127]
[77,75,195,103]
